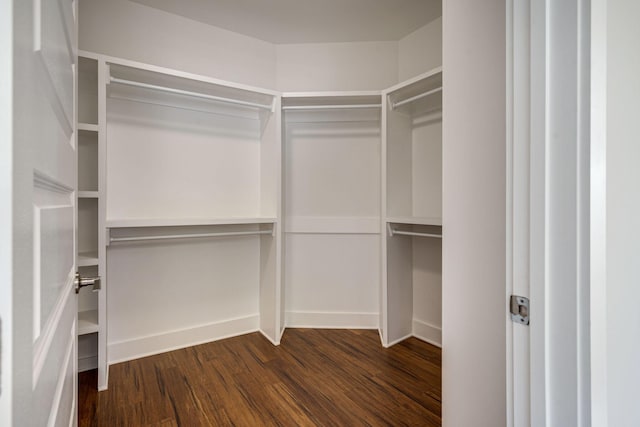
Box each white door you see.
[1,0,79,426]
[508,0,591,425]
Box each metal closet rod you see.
[389,228,442,239]
[109,76,275,111]
[392,86,443,110]
[110,229,273,244]
[282,104,381,111]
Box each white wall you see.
[276,42,397,91]
[78,0,277,88]
[442,1,506,426]
[399,17,442,82]
[607,0,640,424]
[79,0,440,92]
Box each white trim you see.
[108,315,260,364]
[529,0,549,425]
[412,319,442,348]
[32,280,74,388]
[590,0,608,424]
[33,171,74,194]
[284,311,378,329]
[258,329,281,346]
[45,324,74,427]
[383,332,413,348]
[505,1,515,425]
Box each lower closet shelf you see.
[78,309,99,335]
[78,251,99,267]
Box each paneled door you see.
[1,0,79,425]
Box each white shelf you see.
[386,217,442,227]
[107,61,277,116]
[282,92,382,110]
[78,191,99,199]
[385,67,443,113]
[78,309,99,335]
[78,251,99,267]
[106,217,278,228]
[384,66,443,94]
[78,123,99,132]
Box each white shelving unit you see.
[282,92,382,329]
[101,55,283,364]
[76,51,107,384]
[382,68,443,347]
[76,50,445,390]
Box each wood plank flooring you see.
[79,329,441,426]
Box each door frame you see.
[0,0,13,422]
[507,0,603,425]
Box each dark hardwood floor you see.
[79,329,441,426]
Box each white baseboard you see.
[78,355,97,373]
[412,319,442,348]
[258,328,281,346]
[108,314,260,364]
[385,332,414,348]
[285,311,378,329]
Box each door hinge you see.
[510,295,529,325]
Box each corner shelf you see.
[78,251,99,267]
[78,123,99,132]
[78,309,99,335]
[78,191,99,199]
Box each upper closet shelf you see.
[106,217,278,228]
[105,58,277,116]
[387,216,442,227]
[385,67,442,112]
[282,92,382,111]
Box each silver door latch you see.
[510,295,529,325]
[75,272,101,294]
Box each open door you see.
[1,0,80,425]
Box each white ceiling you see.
[129,0,442,44]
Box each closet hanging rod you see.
[392,87,443,110]
[282,104,382,111]
[109,77,275,111]
[109,229,273,244]
[389,228,442,239]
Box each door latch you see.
[75,272,101,294]
[510,295,529,325]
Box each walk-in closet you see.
[73,0,444,397]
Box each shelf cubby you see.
[385,69,442,223]
[78,129,98,192]
[383,68,443,348]
[78,57,99,125]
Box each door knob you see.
[75,272,101,294]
